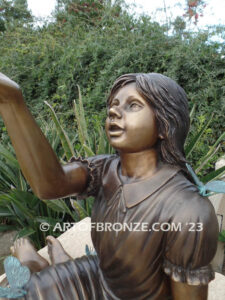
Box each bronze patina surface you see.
[0,72,219,300]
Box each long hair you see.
[107,73,190,174]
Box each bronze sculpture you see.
[0,72,219,299]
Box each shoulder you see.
[69,154,118,198]
[69,154,116,169]
[87,154,117,165]
[164,169,218,225]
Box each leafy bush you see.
[1,85,224,251]
[0,122,81,249]
[0,0,224,151]
[0,0,224,250]
[0,87,113,249]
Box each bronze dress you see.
[23,154,219,300]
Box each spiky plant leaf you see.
[44,101,75,160]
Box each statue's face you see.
[105,83,158,153]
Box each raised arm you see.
[0,72,88,199]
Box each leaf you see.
[73,100,85,147]
[44,101,75,160]
[82,144,95,157]
[35,216,60,227]
[97,126,106,155]
[85,197,94,216]
[0,192,34,220]
[189,103,196,124]
[0,145,20,170]
[201,166,225,184]
[195,144,220,173]
[11,190,39,208]
[70,199,88,219]
[0,225,18,232]
[0,145,27,190]
[73,86,91,152]
[185,113,214,158]
[76,85,90,146]
[16,227,36,239]
[43,199,74,218]
[218,230,225,243]
[0,161,19,189]
[196,132,225,172]
[0,207,13,217]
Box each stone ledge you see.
[0,217,224,299]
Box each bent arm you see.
[171,280,207,300]
[0,73,88,199]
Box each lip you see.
[108,123,124,137]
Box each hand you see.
[0,72,23,105]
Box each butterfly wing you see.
[205,181,225,194]
[0,286,26,298]
[4,256,30,289]
[0,286,8,297]
[85,244,97,256]
[85,244,91,256]
[186,163,203,187]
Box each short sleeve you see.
[163,193,219,285]
[69,154,111,199]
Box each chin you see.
[109,141,143,154]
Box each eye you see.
[130,103,138,108]
[129,102,141,110]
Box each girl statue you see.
[0,72,219,300]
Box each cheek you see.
[127,116,158,144]
[127,113,157,134]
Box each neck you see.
[119,148,158,183]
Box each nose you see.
[108,106,122,120]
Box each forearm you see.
[0,100,86,199]
[0,98,64,196]
[171,280,208,300]
[0,72,88,199]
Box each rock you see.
[208,272,225,300]
[38,217,93,263]
[1,218,225,299]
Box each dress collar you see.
[102,156,181,208]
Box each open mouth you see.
[109,124,123,131]
[108,123,124,136]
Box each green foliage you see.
[0,0,224,151]
[0,0,224,248]
[219,230,225,243]
[44,101,75,160]
[0,86,113,248]
[0,141,73,249]
[185,104,225,185]
[0,85,224,250]
[185,110,225,179]
[0,0,32,31]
